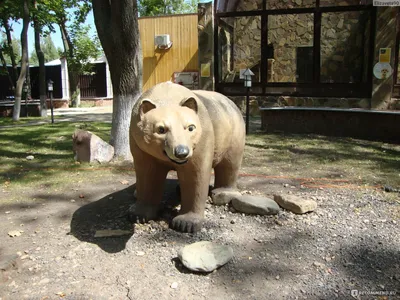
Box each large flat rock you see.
[178,241,233,273]
[274,194,317,214]
[231,195,280,215]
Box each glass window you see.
[218,16,262,83]
[267,13,314,83]
[217,0,262,13]
[267,0,316,10]
[320,11,370,83]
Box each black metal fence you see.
[0,62,107,100]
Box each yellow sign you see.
[200,63,210,77]
[379,48,391,63]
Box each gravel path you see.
[0,173,399,300]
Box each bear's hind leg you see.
[213,157,241,189]
[211,156,243,205]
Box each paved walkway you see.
[0,106,113,129]
[0,105,262,131]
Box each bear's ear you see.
[180,97,198,113]
[140,99,156,118]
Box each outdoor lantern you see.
[23,81,28,93]
[47,79,54,92]
[243,68,254,88]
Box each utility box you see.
[155,34,172,48]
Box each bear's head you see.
[137,97,202,165]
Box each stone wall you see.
[219,0,370,84]
[198,2,215,90]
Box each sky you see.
[10,10,96,57]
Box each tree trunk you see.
[13,0,30,121]
[0,46,15,90]
[26,63,31,100]
[2,17,19,84]
[59,19,80,107]
[92,0,143,160]
[34,9,47,117]
[69,72,80,107]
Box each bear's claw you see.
[171,214,204,233]
[128,202,159,223]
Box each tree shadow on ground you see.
[69,179,180,253]
[338,238,400,291]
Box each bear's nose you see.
[174,145,189,159]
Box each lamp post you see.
[243,68,254,135]
[47,79,54,124]
[23,81,28,117]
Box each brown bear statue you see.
[129,82,245,233]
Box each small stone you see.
[231,195,280,215]
[178,241,233,273]
[275,275,280,280]
[8,230,23,237]
[70,199,76,203]
[313,261,326,269]
[26,155,34,160]
[230,220,235,224]
[211,188,242,205]
[136,251,145,256]
[170,282,178,289]
[273,194,317,214]
[39,278,50,285]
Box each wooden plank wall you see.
[139,13,199,91]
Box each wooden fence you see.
[139,13,199,91]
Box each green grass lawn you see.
[243,132,400,189]
[0,116,49,126]
[1,120,399,201]
[0,121,125,191]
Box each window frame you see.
[214,0,377,98]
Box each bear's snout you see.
[174,145,190,159]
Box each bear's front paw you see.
[171,213,204,233]
[128,202,159,223]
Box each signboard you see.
[373,62,392,79]
[173,71,199,89]
[200,63,210,77]
[379,48,391,63]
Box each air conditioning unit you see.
[155,34,172,49]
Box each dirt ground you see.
[0,171,399,300]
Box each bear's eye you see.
[157,126,166,134]
[188,125,196,132]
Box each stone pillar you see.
[371,7,397,109]
[198,2,215,91]
[60,57,69,100]
[105,60,113,99]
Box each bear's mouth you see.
[163,150,188,165]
